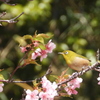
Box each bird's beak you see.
[58,52,63,54]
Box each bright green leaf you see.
[23,35,33,40]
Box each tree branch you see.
[0,12,24,25]
[0,62,100,84]
[0,12,6,18]
[58,61,100,86]
[0,64,52,83]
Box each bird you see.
[58,50,91,71]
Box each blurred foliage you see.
[0,0,100,100]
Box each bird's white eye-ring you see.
[64,52,68,54]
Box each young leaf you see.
[0,74,5,83]
[36,34,53,39]
[24,59,41,66]
[33,37,44,44]
[13,35,27,46]
[23,35,33,40]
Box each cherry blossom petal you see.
[33,41,39,47]
[25,89,39,100]
[20,47,27,53]
[45,40,56,53]
[65,86,78,95]
[97,73,100,85]
[0,83,4,92]
[65,77,83,95]
[40,50,48,61]
[31,48,41,60]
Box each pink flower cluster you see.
[25,89,39,100]
[64,77,83,95]
[0,83,4,92]
[25,76,58,100]
[31,40,56,61]
[20,40,56,61]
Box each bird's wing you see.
[77,54,91,62]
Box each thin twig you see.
[0,0,16,5]
[97,49,100,61]
[94,67,100,72]
[0,12,6,18]
[0,79,34,83]
[0,12,24,24]
[0,64,52,83]
[12,12,24,21]
[8,52,27,82]
[45,64,52,76]
[8,66,21,82]
[5,3,16,6]
[36,64,52,81]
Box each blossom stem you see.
[8,53,28,82]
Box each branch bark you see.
[0,12,24,26]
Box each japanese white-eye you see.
[58,50,91,71]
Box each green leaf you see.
[38,43,46,50]
[24,59,41,66]
[23,35,33,40]
[36,33,53,39]
[0,74,5,83]
[13,35,27,46]
[32,33,53,44]
[33,37,44,44]
[50,75,58,80]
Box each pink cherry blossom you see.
[41,76,58,92]
[39,92,49,100]
[31,48,41,60]
[98,81,100,85]
[40,50,48,61]
[64,86,78,95]
[31,40,56,61]
[64,77,83,95]
[20,47,27,53]
[25,76,58,100]
[31,49,48,61]
[97,73,100,85]
[25,89,39,100]
[0,83,4,92]
[39,76,58,99]
[67,77,83,88]
[33,41,39,47]
[41,75,51,89]
[31,49,47,61]
[45,40,56,53]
